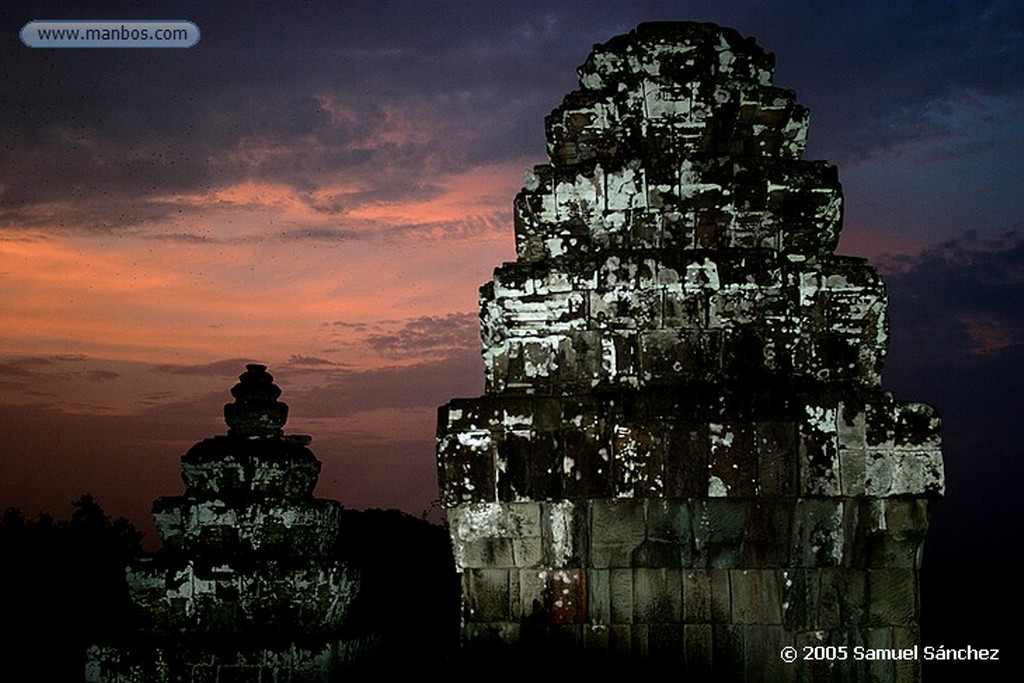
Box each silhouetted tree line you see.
[0,494,144,680]
[333,508,462,675]
[0,497,463,680]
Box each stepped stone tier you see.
[437,22,944,681]
[87,365,362,683]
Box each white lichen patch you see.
[456,430,493,451]
[605,167,646,211]
[685,258,720,289]
[804,404,837,434]
[799,271,819,308]
[708,475,728,497]
[549,501,575,565]
[502,409,532,430]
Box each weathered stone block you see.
[744,500,791,566]
[839,447,867,496]
[664,422,709,497]
[894,450,945,497]
[708,421,757,497]
[466,568,510,623]
[837,401,867,448]
[884,498,930,534]
[541,500,585,566]
[682,569,731,623]
[662,284,705,329]
[729,569,783,624]
[634,567,682,622]
[865,627,897,682]
[755,421,798,497]
[587,569,610,624]
[494,428,527,501]
[791,498,845,567]
[784,568,867,630]
[894,401,942,450]
[612,423,665,498]
[437,429,495,507]
[450,501,542,567]
[460,537,515,568]
[799,402,841,496]
[637,498,692,567]
[693,499,748,567]
[609,568,634,624]
[867,569,918,626]
[854,498,928,569]
[820,568,867,629]
[590,498,645,568]
[527,430,566,501]
[560,428,610,499]
[512,537,544,568]
[865,447,944,497]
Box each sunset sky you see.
[1,0,1021,579]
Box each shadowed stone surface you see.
[437,21,943,681]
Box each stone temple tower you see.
[88,365,361,682]
[436,22,943,681]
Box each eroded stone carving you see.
[437,22,943,680]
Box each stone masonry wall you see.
[437,22,943,682]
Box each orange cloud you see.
[961,314,1019,356]
[346,159,528,227]
[0,156,525,370]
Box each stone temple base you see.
[85,638,376,683]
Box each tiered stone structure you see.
[437,22,944,681]
[87,365,361,682]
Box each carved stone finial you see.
[223,364,289,437]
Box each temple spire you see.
[224,363,289,437]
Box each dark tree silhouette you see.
[334,508,461,675]
[0,494,144,680]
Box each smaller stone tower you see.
[87,365,361,682]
